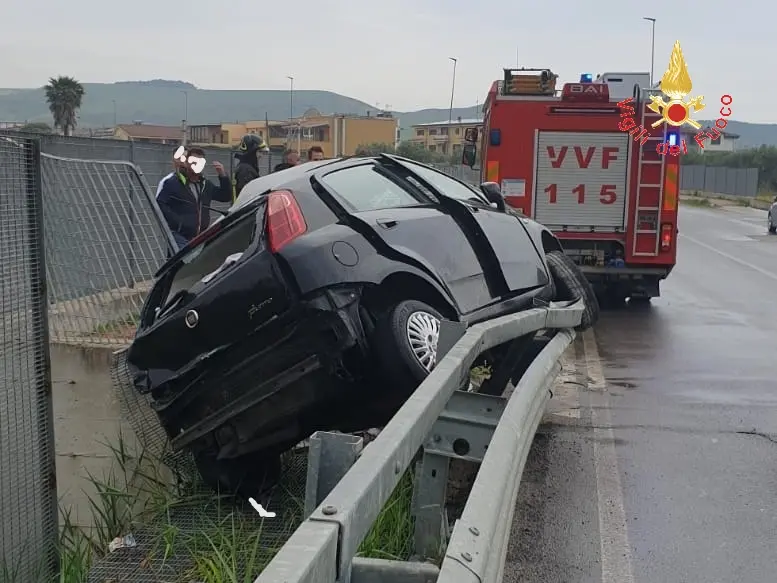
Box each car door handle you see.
[376,218,398,229]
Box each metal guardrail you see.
[255,299,583,583]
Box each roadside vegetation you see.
[29,432,417,583]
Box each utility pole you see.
[112,100,117,127]
[643,17,657,87]
[181,90,189,145]
[287,76,294,121]
[448,57,457,156]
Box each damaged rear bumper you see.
[131,285,370,457]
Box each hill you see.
[2,80,776,148]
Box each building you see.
[114,122,184,145]
[410,117,484,156]
[680,128,740,153]
[188,110,399,157]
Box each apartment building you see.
[410,117,484,156]
[188,110,399,157]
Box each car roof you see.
[229,156,377,212]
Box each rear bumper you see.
[141,285,369,458]
[580,266,672,277]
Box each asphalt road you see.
[505,203,777,583]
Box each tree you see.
[18,122,53,134]
[44,76,85,136]
[680,145,777,192]
[354,140,453,165]
[354,142,396,156]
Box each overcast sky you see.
[0,0,766,121]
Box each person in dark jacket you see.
[156,147,233,250]
[233,134,270,198]
[273,148,300,172]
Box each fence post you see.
[26,137,59,577]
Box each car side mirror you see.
[461,144,477,167]
[480,181,505,211]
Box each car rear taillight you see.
[660,223,673,251]
[266,190,307,253]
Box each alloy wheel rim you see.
[406,311,441,371]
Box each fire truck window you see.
[403,161,488,205]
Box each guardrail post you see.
[304,431,364,519]
[410,320,468,559]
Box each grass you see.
[2,430,420,583]
[681,197,713,208]
[92,312,140,336]
[4,366,492,583]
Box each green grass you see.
[92,312,140,336]
[1,430,418,583]
[681,197,713,208]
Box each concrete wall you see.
[52,341,156,529]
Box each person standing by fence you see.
[273,148,300,172]
[233,134,270,198]
[156,147,232,250]
[307,145,325,161]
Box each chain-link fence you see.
[0,135,58,582]
[41,154,174,344]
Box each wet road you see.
[505,203,777,583]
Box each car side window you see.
[400,161,488,205]
[320,164,424,212]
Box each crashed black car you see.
[127,154,598,495]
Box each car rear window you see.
[319,163,423,212]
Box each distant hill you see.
[2,80,776,148]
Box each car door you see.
[385,158,550,295]
[317,162,495,314]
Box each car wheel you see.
[193,449,282,499]
[769,216,776,234]
[545,251,599,330]
[375,299,444,387]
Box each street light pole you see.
[287,76,294,121]
[643,17,656,87]
[448,57,457,156]
[181,90,189,145]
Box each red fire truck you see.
[471,68,679,304]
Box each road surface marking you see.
[248,498,276,518]
[681,233,777,283]
[582,328,635,583]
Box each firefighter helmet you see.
[237,134,269,154]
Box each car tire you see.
[193,449,282,499]
[545,251,599,330]
[768,216,776,234]
[374,299,444,388]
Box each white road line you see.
[680,233,777,283]
[582,328,635,583]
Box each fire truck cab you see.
[473,68,679,304]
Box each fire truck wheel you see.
[546,251,599,330]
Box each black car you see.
[127,154,598,495]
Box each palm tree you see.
[44,76,85,136]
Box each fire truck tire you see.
[546,251,599,330]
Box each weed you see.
[681,197,713,208]
[92,312,140,336]
[48,429,417,583]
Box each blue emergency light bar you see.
[580,73,593,83]
[667,131,679,146]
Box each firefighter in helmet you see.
[233,134,270,199]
